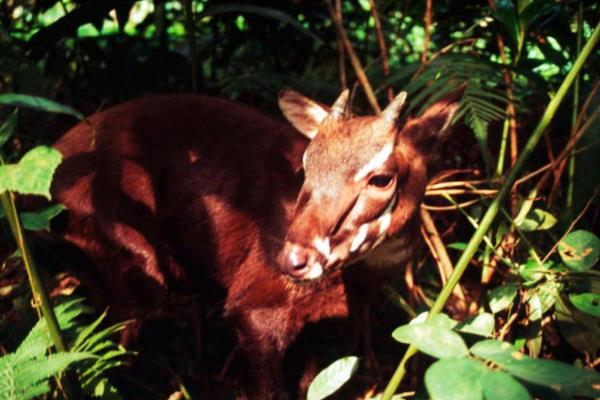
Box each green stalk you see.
[567,2,584,210]
[0,193,67,353]
[381,19,600,400]
[0,160,81,398]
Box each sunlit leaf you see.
[471,340,600,398]
[482,370,531,400]
[425,357,488,400]
[307,356,359,400]
[0,146,62,199]
[558,230,600,271]
[488,283,518,313]
[392,323,469,359]
[569,293,600,317]
[455,313,495,337]
[516,209,557,231]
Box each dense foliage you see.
[0,0,599,398]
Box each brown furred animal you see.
[50,89,462,398]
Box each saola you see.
[49,88,462,398]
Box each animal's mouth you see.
[279,193,398,281]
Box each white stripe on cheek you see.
[313,236,331,258]
[350,223,369,252]
[353,143,393,182]
[378,212,392,236]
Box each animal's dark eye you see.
[368,174,394,188]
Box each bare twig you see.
[420,209,466,303]
[368,0,393,101]
[422,198,483,211]
[325,0,381,113]
[335,0,347,89]
[421,0,432,64]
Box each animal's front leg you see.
[234,308,293,400]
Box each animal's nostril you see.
[289,249,308,270]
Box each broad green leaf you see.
[558,230,600,271]
[518,260,545,285]
[0,110,18,150]
[488,283,518,313]
[0,146,62,199]
[516,209,557,231]
[482,370,531,400]
[392,323,469,359]
[555,295,600,355]
[21,204,66,231]
[569,293,600,317]
[536,279,560,313]
[471,340,600,398]
[425,357,488,400]
[0,93,84,120]
[307,356,359,400]
[455,313,495,337]
[527,293,543,321]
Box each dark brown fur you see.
[50,92,460,398]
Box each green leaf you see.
[455,313,495,337]
[516,209,557,231]
[482,370,531,400]
[21,205,66,231]
[0,110,18,150]
[307,356,359,400]
[536,279,560,313]
[0,146,63,199]
[527,293,543,321]
[558,230,600,271]
[471,340,600,398]
[448,242,468,250]
[0,93,84,120]
[488,283,518,313]
[569,293,600,317]
[392,323,469,359]
[425,357,488,400]
[518,259,547,285]
[492,0,521,48]
[518,0,560,32]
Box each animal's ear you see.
[279,90,349,140]
[399,86,466,149]
[279,90,329,140]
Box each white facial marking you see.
[378,212,392,236]
[350,223,369,252]
[305,262,323,280]
[302,151,308,168]
[313,236,331,258]
[353,143,394,182]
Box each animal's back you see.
[51,94,307,316]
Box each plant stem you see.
[381,18,600,400]
[567,2,583,210]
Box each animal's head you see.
[277,88,463,280]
